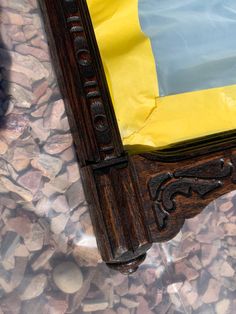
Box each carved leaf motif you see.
[153,202,168,229]
[174,159,232,179]
[148,158,232,230]
[148,173,171,200]
[162,178,222,211]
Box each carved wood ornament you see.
[39,0,236,274]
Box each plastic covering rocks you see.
[0,0,236,313]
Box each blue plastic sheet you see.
[139,0,236,96]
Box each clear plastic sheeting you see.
[88,0,236,152]
[1,1,236,313]
[139,0,236,96]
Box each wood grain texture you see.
[132,149,236,244]
[39,0,236,273]
[39,0,123,165]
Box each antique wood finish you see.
[39,0,124,165]
[131,149,236,243]
[39,0,236,273]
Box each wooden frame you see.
[39,0,236,274]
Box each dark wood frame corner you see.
[39,0,236,274]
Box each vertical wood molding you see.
[40,0,236,273]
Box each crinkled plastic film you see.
[1,1,236,313]
[88,0,236,152]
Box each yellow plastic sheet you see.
[87,0,158,139]
[87,0,236,153]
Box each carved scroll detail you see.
[148,158,234,230]
[63,0,114,158]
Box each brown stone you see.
[228,246,236,258]
[31,154,63,178]
[66,179,85,210]
[169,293,182,308]
[0,139,8,155]
[219,201,233,212]
[31,247,55,271]
[43,99,65,129]
[23,25,37,40]
[31,36,48,50]
[1,0,31,13]
[37,87,53,104]
[201,243,218,267]
[175,261,199,281]
[224,223,236,236]
[104,310,116,314]
[180,282,198,306]
[30,118,50,142]
[219,261,235,277]
[46,298,68,314]
[11,256,28,289]
[35,197,51,217]
[67,162,81,183]
[60,147,75,162]
[10,139,39,163]
[1,231,20,260]
[51,195,70,213]
[2,11,24,25]
[0,196,16,209]
[10,27,26,42]
[196,232,219,244]
[60,117,70,132]
[24,223,44,252]
[68,268,97,313]
[129,283,146,295]
[167,282,183,294]
[33,80,48,103]
[32,14,42,29]
[189,255,202,270]
[0,176,33,202]
[221,277,236,291]
[18,170,42,195]
[7,216,31,237]
[12,158,30,172]
[202,278,221,304]
[215,299,230,314]
[5,70,31,89]
[136,296,153,314]
[2,254,15,271]
[50,214,69,235]
[20,274,47,301]
[180,238,201,256]
[43,173,70,194]
[82,301,109,312]
[1,293,21,314]
[0,113,29,144]
[0,159,10,176]
[115,278,129,297]
[14,244,29,257]
[31,104,47,117]
[11,83,33,108]
[1,23,13,49]
[117,307,129,314]
[44,134,73,154]
[141,268,156,285]
[121,297,139,309]
[0,49,49,82]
